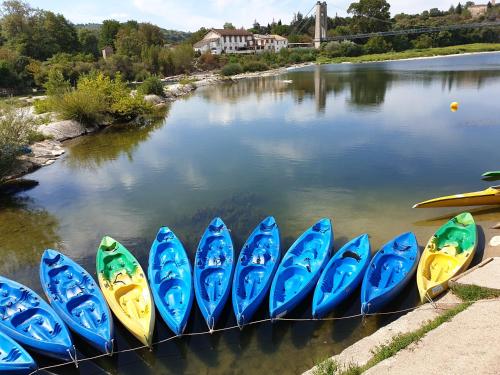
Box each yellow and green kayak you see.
[482,171,500,179]
[96,236,155,346]
[413,186,500,208]
[417,212,477,302]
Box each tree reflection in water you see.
[0,180,61,275]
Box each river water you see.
[1,53,500,374]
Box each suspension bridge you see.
[288,1,500,48]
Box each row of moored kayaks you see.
[0,213,477,373]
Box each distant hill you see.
[75,23,192,44]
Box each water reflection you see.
[0,181,61,275]
[201,55,500,113]
[64,111,169,170]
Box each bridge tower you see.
[314,1,328,49]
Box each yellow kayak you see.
[96,236,155,346]
[413,186,500,208]
[417,212,477,302]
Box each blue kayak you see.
[39,249,114,354]
[0,275,74,361]
[312,234,371,319]
[361,232,420,315]
[0,330,36,374]
[269,218,333,319]
[194,217,235,330]
[148,227,194,335]
[232,217,280,327]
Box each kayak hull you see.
[269,218,333,319]
[312,234,371,319]
[96,237,155,346]
[417,213,477,302]
[413,186,500,208]
[40,249,114,354]
[232,217,280,327]
[482,171,500,178]
[0,276,74,361]
[0,330,37,374]
[148,227,194,336]
[361,232,419,315]
[194,218,235,330]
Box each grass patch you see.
[313,300,474,374]
[451,284,500,302]
[313,358,362,375]
[317,43,500,64]
[365,302,469,369]
[179,76,197,85]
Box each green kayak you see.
[482,171,500,178]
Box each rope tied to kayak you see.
[26,302,461,375]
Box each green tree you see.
[363,35,391,54]
[78,29,99,57]
[223,22,235,29]
[115,27,141,56]
[170,44,193,74]
[412,34,433,49]
[347,0,391,33]
[138,23,164,46]
[99,19,120,49]
[187,27,208,45]
[456,3,463,14]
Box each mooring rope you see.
[27,301,465,375]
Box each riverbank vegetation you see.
[312,284,500,375]
[317,42,500,64]
[1,0,498,91]
[0,101,43,180]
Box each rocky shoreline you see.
[4,62,314,183]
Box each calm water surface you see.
[1,53,500,374]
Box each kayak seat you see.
[272,265,309,306]
[198,236,230,268]
[101,253,137,282]
[235,265,266,303]
[320,258,357,297]
[0,285,36,321]
[436,227,474,254]
[199,267,227,307]
[115,284,150,320]
[239,234,274,266]
[11,308,62,340]
[423,252,459,283]
[158,278,189,321]
[368,255,406,292]
[66,294,108,332]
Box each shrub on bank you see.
[138,76,164,96]
[221,63,243,76]
[51,72,154,125]
[243,61,269,72]
[33,98,53,114]
[0,103,40,180]
[364,36,392,54]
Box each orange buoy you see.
[450,102,459,112]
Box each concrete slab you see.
[365,298,500,375]
[450,257,500,291]
[303,292,461,374]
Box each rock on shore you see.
[39,119,98,141]
[5,139,65,180]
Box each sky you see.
[26,1,457,32]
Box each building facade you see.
[193,29,255,55]
[468,0,496,18]
[194,29,288,55]
[254,34,288,52]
